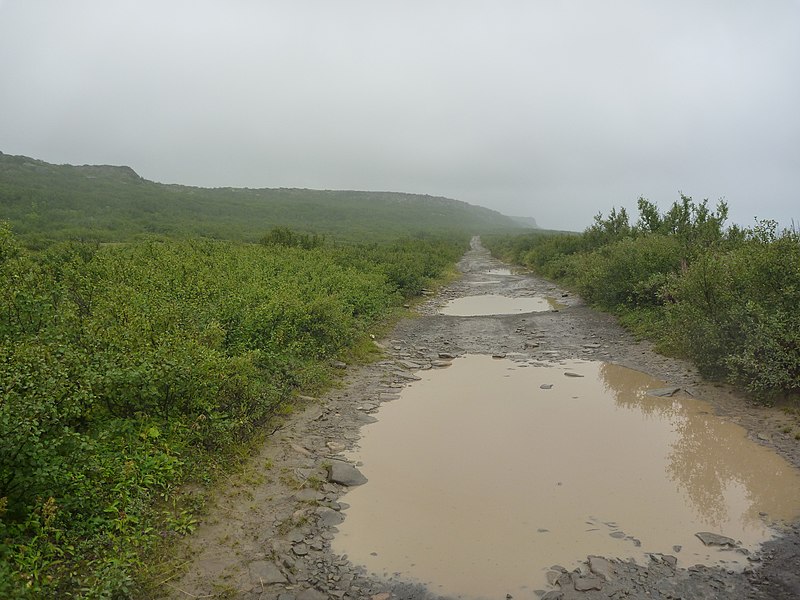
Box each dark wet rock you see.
[248,559,287,584]
[609,531,626,539]
[646,387,681,397]
[354,412,378,424]
[326,461,368,486]
[316,507,345,527]
[695,531,738,547]
[564,372,584,378]
[540,383,554,389]
[573,575,604,591]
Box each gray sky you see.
[1,1,798,231]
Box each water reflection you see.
[334,356,800,599]
[439,294,552,316]
[598,362,800,529]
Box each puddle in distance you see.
[440,294,556,316]
[486,267,513,275]
[333,356,800,599]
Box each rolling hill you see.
[0,152,531,245]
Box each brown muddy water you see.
[333,355,800,599]
[439,294,557,316]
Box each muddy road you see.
[162,238,800,600]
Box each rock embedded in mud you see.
[327,461,368,486]
[563,372,584,378]
[695,531,738,547]
[646,387,681,397]
[587,555,615,581]
[573,575,604,591]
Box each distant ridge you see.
[0,152,527,244]
[510,215,538,229]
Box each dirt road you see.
[162,237,800,600]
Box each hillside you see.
[0,152,528,244]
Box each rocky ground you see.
[159,238,800,600]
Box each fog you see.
[1,1,798,230]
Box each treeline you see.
[485,195,799,402]
[0,223,465,598]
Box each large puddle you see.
[439,294,556,316]
[333,356,800,599]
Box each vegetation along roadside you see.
[0,220,467,598]
[484,194,800,405]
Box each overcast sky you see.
[1,1,798,231]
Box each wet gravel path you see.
[162,237,800,600]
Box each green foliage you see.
[0,152,521,246]
[666,231,800,398]
[568,235,683,309]
[0,223,464,597]
[485,197,799,403]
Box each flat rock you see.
[609,531,626,538]
[294,488,321,502]
[695,531,738,547]
[394,371,421,381]
[564,372,584,378]
[292,542,309,556]
[248,560,287,584]
[588,555,615,581]
[327,461,368,486]
[317,507,345,527]
[573,575,604,591]
[326,441,347,453]
[647,387,681,397]
[398,360,420,369]
[540,383,553,389]
[296,589,327,600]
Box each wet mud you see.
[162,237,800,600]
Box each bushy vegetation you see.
[0,221,465,598]
[485,195,800,403]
